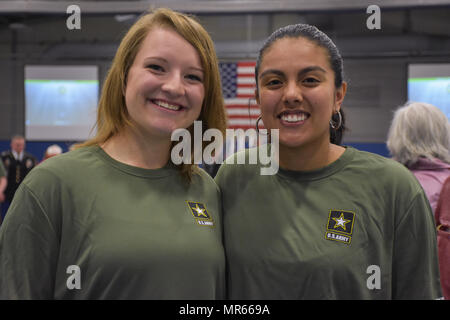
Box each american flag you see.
[219,61,260,130]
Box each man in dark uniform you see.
[1,135,37,222]
[0,161,6,224]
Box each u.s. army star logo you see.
[186,201,215,227]
[325,210,355,244]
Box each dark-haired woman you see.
[215,24,442,299]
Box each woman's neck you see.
[278,140,345,172]
[101,127,172,169]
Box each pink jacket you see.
[408,158,450,213]
[436,176,450,299]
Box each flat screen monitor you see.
[408,63,450,120]
[24,65,99,141]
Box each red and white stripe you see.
[225,61,260,130]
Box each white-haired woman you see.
[42,144,63,161]
[387,101,450,213]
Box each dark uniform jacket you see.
[1,151,37,203]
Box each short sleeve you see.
[392,189,443,299]
[0,183,59,299]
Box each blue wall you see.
[345,142,390,158]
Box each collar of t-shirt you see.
[276,146,355,182]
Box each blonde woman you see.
[0,8,226,299]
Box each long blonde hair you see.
[78,8,227,181]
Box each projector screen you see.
[408,63,450,120]
[24,65,99,141]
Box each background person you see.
[0,8,227,299]
[387,101,450,300]
[0,135,37,222]
[42,144,63,162]
[215,23,442,299]
[435,176,450,300]
[0,161,6,223]
[387,101,450,214]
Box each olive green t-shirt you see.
[0,146,225,299]
[215,146,442,299]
